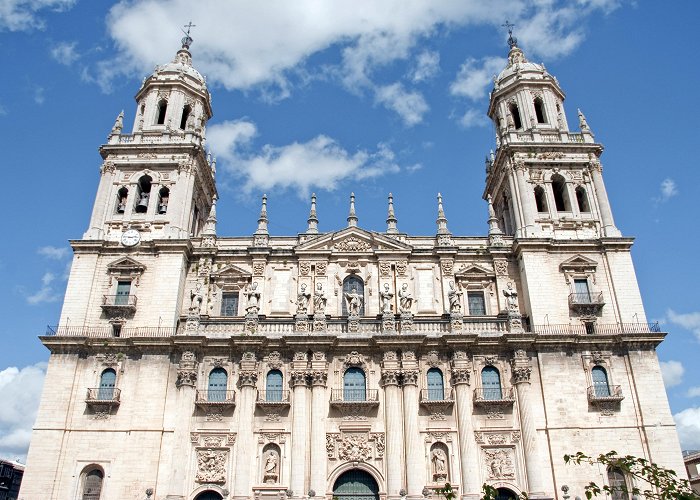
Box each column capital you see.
[402,369,419,386]
[511,349,532,384]
[238,370,259,388]
[380,369,401,387]
[310,370,328,387]
[291,370,309,387]
[450,368,471,386]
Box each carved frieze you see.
[195,448,228,484]
[267,351,283,369]
[326,432,385,461]
[343,351,366,369]
[334,237,371,252]
[484,448,515,480]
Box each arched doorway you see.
[495,488,517,500]
[333,469,379,500]
[194,491,223,500]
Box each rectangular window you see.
[468,292,486,315]
[115,281,131,305]
[221,293,239,317]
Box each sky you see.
[1,0,699,462]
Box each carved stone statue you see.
[186,110,196,130]
[314,283,327,314]
[245,282,261,314]
[503,282,518,310]
[398,283,413,313]
[297,283,311,315]
[432,448,448,480]
[190,282,203,314]
[263,449,279,483]
[380,283,393,314]
[344,286,363,316]
[447,281,462,314]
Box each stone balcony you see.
[473,387,515,406]
[568,292,605,315]
[100,294,137,316]
[587,385,624,404]
[256,390,291,409]
[85,387,121,415]
[195,389,236,410]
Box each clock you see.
[121,229,141,247]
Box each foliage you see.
[436,482,527,500]
[564,451,699,500]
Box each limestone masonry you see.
[20,33,685,500]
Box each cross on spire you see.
[502,20,518,49]
[181,21,196,49]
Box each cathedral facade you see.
[20,35,685,500]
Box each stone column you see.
[451,353,480,499]
[589,160,620,237]
[401,351,423,498]
[511,350,547,497]
[514,162,535,237]
[166,351,198,500]
[506,171,520,234]
[309,352,328,497]
[233,354,259,500]
[381,363,404,497]
[290,366,310,498]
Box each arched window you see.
[266,370,283,402]
[481,366,502,400]
[81,467,104,500]
[180,104,192,130]
[115,187,128,214]
[342,276,365,316]
[592,365,611,397]
[208,368,228,402]
[98,369,116,400]
[495,488,518,500]
[576,186,590,212]
[333,469,379,500]
[344,367,366,401]
[551,174,571,212]
[156,99,167,125]
[508,103,522,129]
[534,186,548,213]
[534,97,547,124]
[158,186,169,214]
[135,175,152,213]
[194,492,224,500]
[607,467,630,500]
[427,368,445,401]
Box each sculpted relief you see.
[196,448,228,484]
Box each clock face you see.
[121,229,140,247]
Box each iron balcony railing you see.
[568,292,605,306]
[86,387,121,403]
[330,389,379,403]
[473,386,515,405]
[587,384,624,402]
[45,325,176,338]
[532,322,660,336]
[195,389,236,405]
[256,390,291,404]
[102,294,137,307]
[420,388,454,402]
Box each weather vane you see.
[502,20,518,49]
[181,21,196,49]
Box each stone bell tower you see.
[83,32,216,243]
[484,29,620,240]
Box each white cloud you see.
[374,83,429,126]
[457,108,489,128]
[0,103,6,115]
[450,56,505,101]
[667,309,700,341]
[674,407,700,450]
[0,362,47,461]
[33,86,45,105]
[37,245,69,260]
[208,120,400,197]
[659,178,678,202]
[0,0,75,31]
[26,271,60,305]
[97,1,619,96]
[659,360,684,388]
[687,387,700,398]
[50,41,79,65]
[410,50,440,82]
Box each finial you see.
[347,192,358,228]
[487,194,504,246]
[202,196,217,237]
[306,193,319,234]
[181,21,196,49]
[502,20,518,49]
[577,108,590,131]
[386,193,398,234]
[111,110,124,134]
[436,193,450,235]
[256,194,269,235]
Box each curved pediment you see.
[295,227,412,254]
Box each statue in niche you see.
[244,282,261,314]
[398,283,413,313]
[263,449,279,483]
[190,282,203,314]
[297,283,311,315]
[448,281,462,314]
[380,283,393,314]
[503,282,518,310]
[344,286,363,316]
[313,283,327,314]
[432,448,448,481]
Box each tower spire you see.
[256,194,269,235]
[306,193,319,234]
[487,195,505,246]
[436,193,450,235]
[181,21,196,49]
[386,193,398,234]
[502,20,518,49]
[347,193,358,228]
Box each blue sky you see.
[1,0,699,460]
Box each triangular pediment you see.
[212,264,252,279]
[295,227,412,253]
[107,257,146,274]
[455,263,495,278]
[559,255,598,272]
